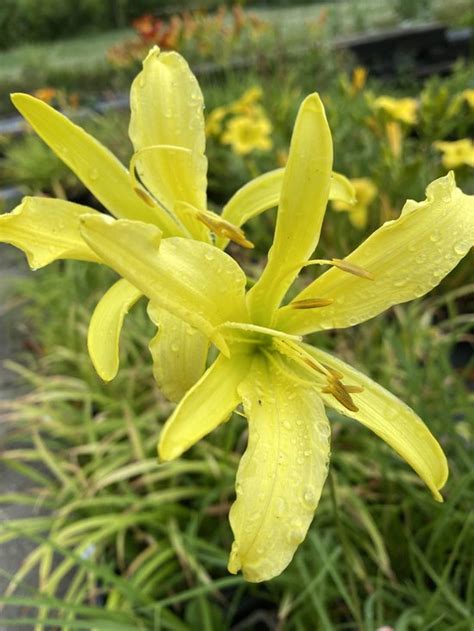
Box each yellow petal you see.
[87,279,142,381]
[247,94,333,324]
[304,344,448,501]
[131,145,208,223]
[216,169,355,249]
[11,94,180,236]
[129,47,207,212]
[79,215,248,355]
[148,302,209,402]
[158,352,251,460]
[278,173,474,334]
[228,354,330,582]
[0,196,101,269]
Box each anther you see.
[197,211,254,249]
[134,187,156,207]
[330,258,374,280]
[290,298,334,309]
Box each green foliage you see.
[0,258,472,629]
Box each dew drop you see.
[453,241,470,256]
[275,497,286,517]
[283,420,291,430]
[89,168,99,181]
[430,230,440,242]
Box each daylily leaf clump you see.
[1,47,473,583]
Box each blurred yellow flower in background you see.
[205,105,228,136]
[332,177,377,228]
[433,139,474,169]
[461,89,474,108]
[222,113,273,155]
[385,121,403,158]
[351,66,367,93]
[230,86,264,113]
[374,95,418,125]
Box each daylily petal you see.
[130,145,208,221]
[216,170,354,249]
[88,279,142,381]
[10,94,180,236]
[158,352,251,460]
[0,196,101,269]
[305,344,448,501]
[79,215,248,354]
[278,173,474,334]
[148,302,209,402]
[247,94,333,324]
[129,47,207,211]
[228,354,330,582]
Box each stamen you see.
[295,258,374,280]
[196,211,254,249]
[322,364,344,380]
[344,385,364,394]
[322,380,359,412]
[133,186,156,207]
[331,258,374,280]
[272,338,330,380]
[290,298,334,309]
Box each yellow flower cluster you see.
[206,86,273,156]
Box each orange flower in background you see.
[132,14,162,42]
[32,87,57,104]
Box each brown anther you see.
[322,364,344,380]
[290,298,334,309]
[322,379,359,412]
[197,212,254,249]
[134,187,156,207]
[344,385,364,394]
[331,258,374,280]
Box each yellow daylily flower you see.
[461,89,474,108]
[0,46,355,402]
[229,86,264,114]
[351,66,368,93]
[221,113,273,155]
[374,95,418,125]
[433,139,474,170]
[78,92,474,583]
[205,105,228,136]
[332,177,378,228]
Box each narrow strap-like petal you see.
[0,197,101,269]
[247,94,333,325]
[88,279,143,381]
[216,170,354,250]
[158,352,251,461]
[11,93,180,236]
[148,302,209,402]
[130,145,207,221]
[228,354,330,582]
[79,215,248,355]
[129,47,207,215]
[278,173,474,335]
[304,344,448,501]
